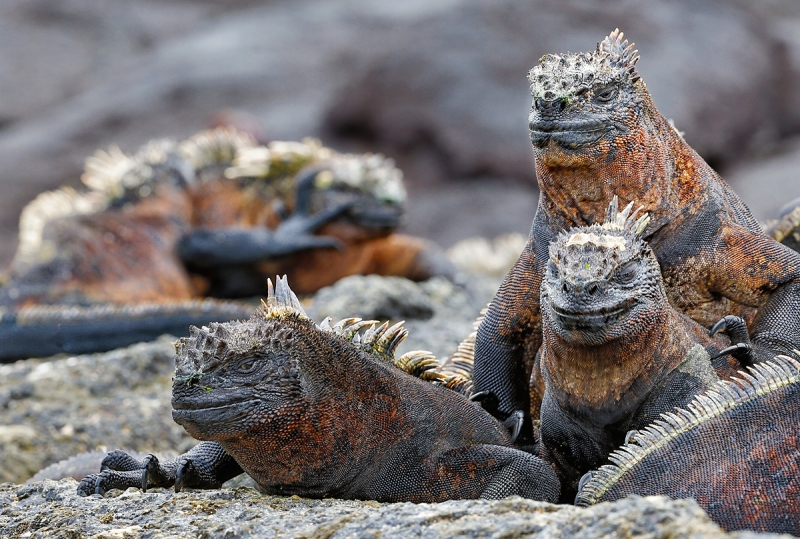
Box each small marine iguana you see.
[537,198,737,501]
[0,129,458,361]
[474,29,800,435]
[77,277,560,503]
[576,354,800,535]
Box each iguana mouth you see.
[550,298,636,330]
[529,119,612,150]
[172,398,261,432]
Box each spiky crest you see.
[576,354,800,507]
[528,29,641,101]
[177,126,257,171]
[602,195,650,235]
[258,276,309,321]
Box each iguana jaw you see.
[172,396,263,440]
[548,296,637,333]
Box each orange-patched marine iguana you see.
[0,129,459,361]
[76,277,559,503]
[473,29,800,439]
[536,198,741,501]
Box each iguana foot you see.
[178,167,357,267]
[77,442,243,497]
[709,315,755,367]
[469,390,500,416]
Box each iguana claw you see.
[709,315,755,367]
[174,458,196,493]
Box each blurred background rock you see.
[0,0,798,269]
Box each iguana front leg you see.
[709,223,800,362]
[177,168,355,267]
[77,442,243,496]
[473,210,553,433]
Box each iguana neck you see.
[536,103,701,233]
[542,306,697,418]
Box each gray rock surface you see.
[726,137,800,222]
[0,337,191,485]
[0,481,789,539]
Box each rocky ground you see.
[1,482,791,539]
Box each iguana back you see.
[576,355,800,534]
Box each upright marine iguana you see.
[474,29,800,434]
[77,277,560,503]
[537,197,738,501]
[576,354,800,534]
[0,128,458,361]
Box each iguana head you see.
[541,196,662,346]
[528,29,644,160]
[170,276,418,443]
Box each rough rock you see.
[0,337,192,485]
[0,481,791,539]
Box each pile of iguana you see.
[473,29,800,441]
[0,128,459,361]
[77,277,560,503]
[32,28,800,534]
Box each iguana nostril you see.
[587,283,598,295]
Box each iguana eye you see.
[616,261,637,284]
[595,86,618,103]
[238,359,259,374]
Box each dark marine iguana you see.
[576,354,800,535]
[536,197,739,501]
[76,277,560,503]
[474,29,800,436]
[0,129,458,361]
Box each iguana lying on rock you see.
[474,29,800,435]
[576,354,800,535]
[77,277,560,503]
[0,128,457,361]
[537,198,739,501]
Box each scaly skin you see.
[474,30,800,434]
[77,277,560,503]
[536,199,736,501]
[576,354,800,534]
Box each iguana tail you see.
[0,300,254,362]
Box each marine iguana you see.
[474,29,800,435]
[0,129,458,361]
[77,277,560,503]
[537,197,737,501]
[576,354,800,534]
